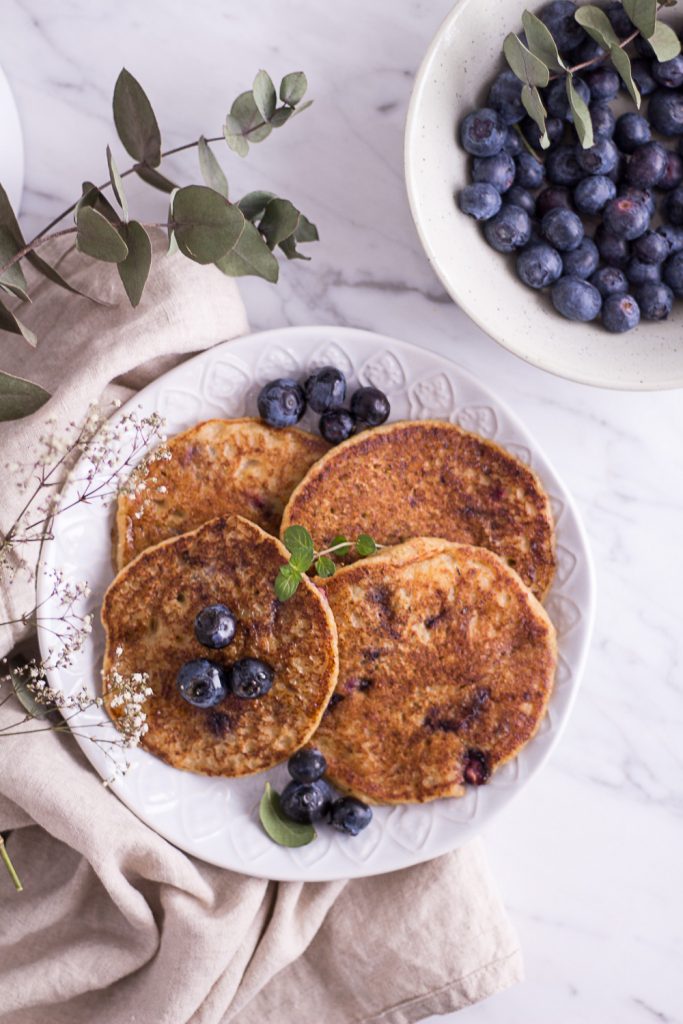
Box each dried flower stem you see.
[0,836,23,892]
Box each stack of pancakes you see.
[103,416,557,803]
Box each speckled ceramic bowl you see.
[405,0,683,390]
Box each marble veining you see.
[1,0,682,1020]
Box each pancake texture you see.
[282,419,556,600]
[101,515,338,776]
[115,418,329,569]
[313,538,557,804]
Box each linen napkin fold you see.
[0,234,523,1023]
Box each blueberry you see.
[536,185,573,217]
[230,658,274,699]
[288,747,327,783]
[194,604,237,649]
[538,1,586,53]
[546,145,583,186]
[503,128,525,156]
[603,197,650,240]
[660,152,683,192]
[573,174,616,215]
[551,277,603,321]
[626,257,662,286]
[472,151,515,193]
[460,108,506,156]
[576,139,618,176]
[506,186,536,217]
[320,409,356,445]
[663,251,683,295]
[483,204,532,252]
[176,659,229,708]
[634,282,674,320]
[516,243,563,289]
[601,293,640,333]
[522,115,565,150]
[584,67,619,102]
[329,797,373,836]
[619,186,655,216]
[458,182,502,221]
[665,185,683,226]
[280,779,333,823]
[630,60,657,98]
[487,70,525,125]
[595,224,631,267]
[632,230,670,265]
[652,55,683,90]
[541,207,584,251]
[614,113,651,154]
[257,378,305,428]
[658,223,683,254]
[546,77,591,121]
[648,90,683,137]
[605,1,633,38]
[589,103,616,142]
[590,265,629,297]
[304,366,346,413]
[626,142,668,189]
[350,386,390,426]
[514,152,545,190]
[562,238,599,279]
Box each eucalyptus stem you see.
[0,835,23,892]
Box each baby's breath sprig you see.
[275,525,379,601]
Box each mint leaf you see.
[356,534,378,557]
[315,556,336,578]
[330,535,351,557]
[259,783,316,847]
[275,564,301,602]
[283,525,314,572]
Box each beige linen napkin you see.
[0,235,523,1023]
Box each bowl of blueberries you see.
[405,0,683,389]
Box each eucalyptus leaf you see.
[0,182,24,246]
[106,145,128,220]
[609,45,641,107]
[172,185,244,264]
[76,206,129,263]
[566,75,594,149]
[224,115,249,158]
[295,100,313,115]
[279,212,319,259]
[521,84,550,149]
[77,181,119,224]
[574,6,619,49]
[356,534,378,557]
[0,281,31,303]
[259,783,316,847]
[0,370,49,420]
[269,107,295,128]
[315,555,336,578]
[214,219,279,282]
[503,32,550,88]
[274,564,301,601]
[229,91,272,142]
[522,11,566,72]
[280,72,308,106]
[117,221,152,307]
[112,68,162,167]
[26,251,109,304]
[647,21,681,61]
[198,136,229,198]
[259,198,300,250]
[0,297,37,346]
[253,69,277,122]
[238,190,276,221]
[135,164,178,194]
[622,0,656,38]
[283,524,315,572]
[0,225,29,295]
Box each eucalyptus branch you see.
[0,836,22,893]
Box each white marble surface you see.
[1,1,682,1021]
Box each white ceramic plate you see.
[0,62,24,213]
[404,0,683,391]
[38,326,595,880]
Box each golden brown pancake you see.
[282,419,555,600]
[312,538,557,804]
[101,514,338,776]
[114,418,329,569]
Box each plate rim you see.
[37,324,596,880]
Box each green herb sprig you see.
[504,0,681,151]
[275,525,379,601]
[259,782,316,847]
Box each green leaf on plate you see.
[106,145,128,220]
[503,32,550,87]
[259,782,316,847]
[280,71,308,106]
[117,221,152,307]
[171,185,244,264]
[567,74,594,149]
[274,563,301,602]
[253,69,277,122]
[112,68,162,167]
[214,219,279,282]
[647,20,681,61]
[315,555,336,578]
[283,524,315,572]
[198,136,229,198]
[0,370,50,420]
[622,0,656,38]
[76,206,129,263]
[522,10,566,72]
[574,5,619,49]
[609,45,641,107]
[521,84,550,149]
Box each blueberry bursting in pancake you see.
[312,538,557,804]
[282,419,556,601]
